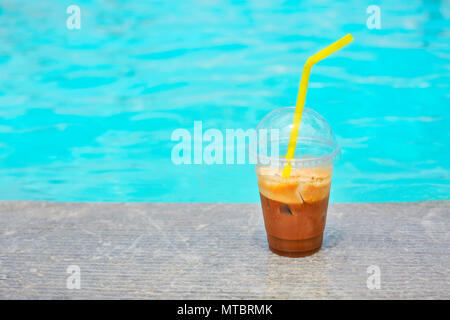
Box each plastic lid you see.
[255,107,340,167]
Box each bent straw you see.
[281,33,353,178]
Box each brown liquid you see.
[259,192,330,257]
[256,167,332,257]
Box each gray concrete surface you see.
[0,201,448,299]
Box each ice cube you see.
[280,203,293,215]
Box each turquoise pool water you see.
[0,0,449,203]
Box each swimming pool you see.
[0,0,448,203]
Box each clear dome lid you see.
[255,107,340,167]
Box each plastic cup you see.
[255,107,340,257]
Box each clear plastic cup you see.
[255,107,340,257]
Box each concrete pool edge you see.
[0,200,448,299]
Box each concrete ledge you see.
[0,201,448,299]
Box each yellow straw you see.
[281,33,353,178]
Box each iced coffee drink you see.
[255,107,339,257]
[257,166,332,257]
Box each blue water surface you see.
[0,0,449,202]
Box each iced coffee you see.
[254,106,340,257]
[257,166,332,257]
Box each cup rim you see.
[253,106,340,164]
